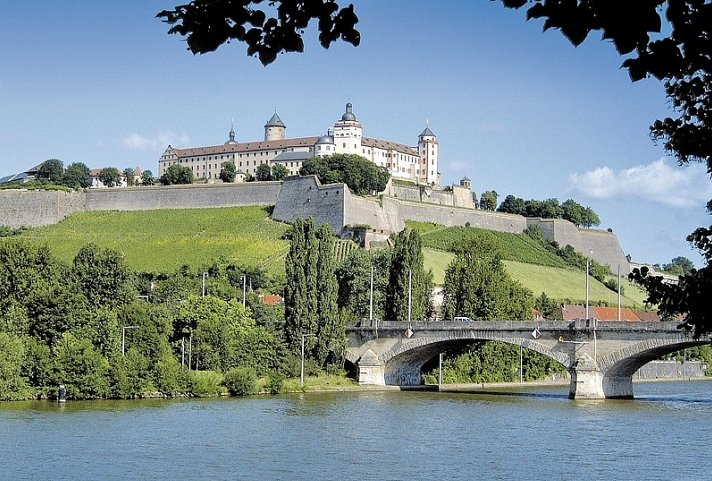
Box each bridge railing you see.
[348,319,686,333]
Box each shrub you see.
[189,370,224,397]
[223,366,257,396]
[266,372,285,394]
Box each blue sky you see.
[1,1,709,267]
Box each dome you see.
[316,131,335,144]
[341,102,357,121]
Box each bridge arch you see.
[379,332,571,386]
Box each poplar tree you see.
[314,224,344,367]
[284,218,319,352]
[385,229,432,322]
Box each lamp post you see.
[301,333,316,388]
[121,325,139,356]
[585,258,590,320]
[242,275,247,307]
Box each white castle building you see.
[158,103,440,186]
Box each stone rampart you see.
[395,199,527,233]
[1,177,630,272]
[86,182,281,211]
[389,184,474,209]
[272,176,345,233]
[0,189,85,227]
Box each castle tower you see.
[264,112,286,141]
[314,130,335,157]
[333,102,363,155]
[225,120,238,145]
[418,124,439,186]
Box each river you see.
[1,380,711,481]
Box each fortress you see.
[159,103,440,186]
[0,177,630,272]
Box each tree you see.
[662,256,695,276]
[385,229,432,322]
[271,163,288,181]
[72,243,134,309]
[335,248,391,321]
[561,199,585,226]
[158,0,360,65]
[37,159,63,182]
[141,169,154,186]
[123,167,136,187]
[479,190,499,211]
[256,163,272,181]
[300,154,390,195]
[313,224,344,367]
[160,164,193,185]
[442,237,534,321]
[61,162,91,189]
[219,161,237,183]
[284,218,319,352]
[98,167,121,187]
[497,194,526,215]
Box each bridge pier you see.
[568,353,634,399]
[357,349,386,386]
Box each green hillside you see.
[13,207,650,307]
[409,221,569,268]
[16,206,290,274]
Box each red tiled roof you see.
[362,137,419,156]
[261,294,284,305]
[591,306,641,321]
[171,137,319,158]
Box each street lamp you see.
[121,325,139,356]
[301,333,316,388]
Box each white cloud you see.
[122,131,190,152]
[568,158,712,209]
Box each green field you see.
[16,206,290,274]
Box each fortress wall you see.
[580,229,631,272]
[396,200,528,233]
[0,190,86,227]
[272,176,345,232]
[347,195,405,233]
[452,186,475,209]
[391,185,422,203]
[86,182,281,211]
[527,218,630,272]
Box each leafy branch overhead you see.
[157,0,360,65]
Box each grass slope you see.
[17,206,289,274]
[423,248,648,308]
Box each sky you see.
[1,1,710,267]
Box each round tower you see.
[264,112,286,141]
[418,124,439,186]
[314,130,335,157]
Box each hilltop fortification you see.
[0,177,630,272]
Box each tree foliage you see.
[61,162,92,189]
[161,164,193,185]
[98,167,121,187]
[283,219,344,367]
[157,0,360,65]
[219,161,237,183]
[442,237,534,321]
[37,159,63,182]
[479,190,499,211]
[300,154,390,195]
[385,229,433,321]
[256,163,272,181]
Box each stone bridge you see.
[345,319,711,399]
